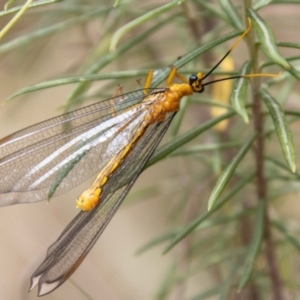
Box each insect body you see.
[76,68,204,211]
[25,69,205,296]
[0,65,208,296]
[0,19,271,296]
[0,63,209,296]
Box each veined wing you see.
[29,112,175,296]
[0,88,165,206]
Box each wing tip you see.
[29,273,62,297]
[28,274,41,292]
[38,280,61,297]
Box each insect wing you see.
[29,113,175,296]
[0,89,162,206]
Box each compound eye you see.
[189,74,197,85]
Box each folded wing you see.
[0,90,159,206]
[29,114,174,296]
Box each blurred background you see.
[0,1,300,299]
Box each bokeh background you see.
[0,1,300,299]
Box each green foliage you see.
[1,0,300,299]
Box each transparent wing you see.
[0,88,164,206]
[29,113,175,296]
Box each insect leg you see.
[109,85,124,117]
[143,70,154,95]
[166,67,189,86]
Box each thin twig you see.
[243,2,286,299]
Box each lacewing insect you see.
[0,19,275,296]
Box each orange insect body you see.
[1,18,280,296]
[76,70,206,211]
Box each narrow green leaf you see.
[247,9,291,70]
[218,0,243,30]
[163,173,254,254]
[169,97,188,138]
[260,57,300,81]
[219,261,240,300]
[0,7,110,55]
[230,61,252,123]
[156,264,177,300]
[269,184,300,201]
[285,110,300,117]
[137,209,253,255]
[135,230,178,255]
[192,97,233,107]
[4,0,17,11]
[201,209,255,229]
[207,133,257,211]
[146,111,235,168]
[0,0,34,42]
[286,65,300,81]
[170,141,240,157]
[259,88,296,173]
[278,42,300,50]
[189,286,220,300]
[261,70,290,88]
[254,0,271,10]
[272,0,300,3]
[0,1,78,16]
[266,156,300,178]
[276,78,298,104]
[254,0,300,9]
[113,0,121,6]
[238,201,264,291]
[68,280,94,300]
[5,70,149,101]
[194,1,227,22]
[272,221,300,253]
[110,0,185,51]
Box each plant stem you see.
[243,3,285,300]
